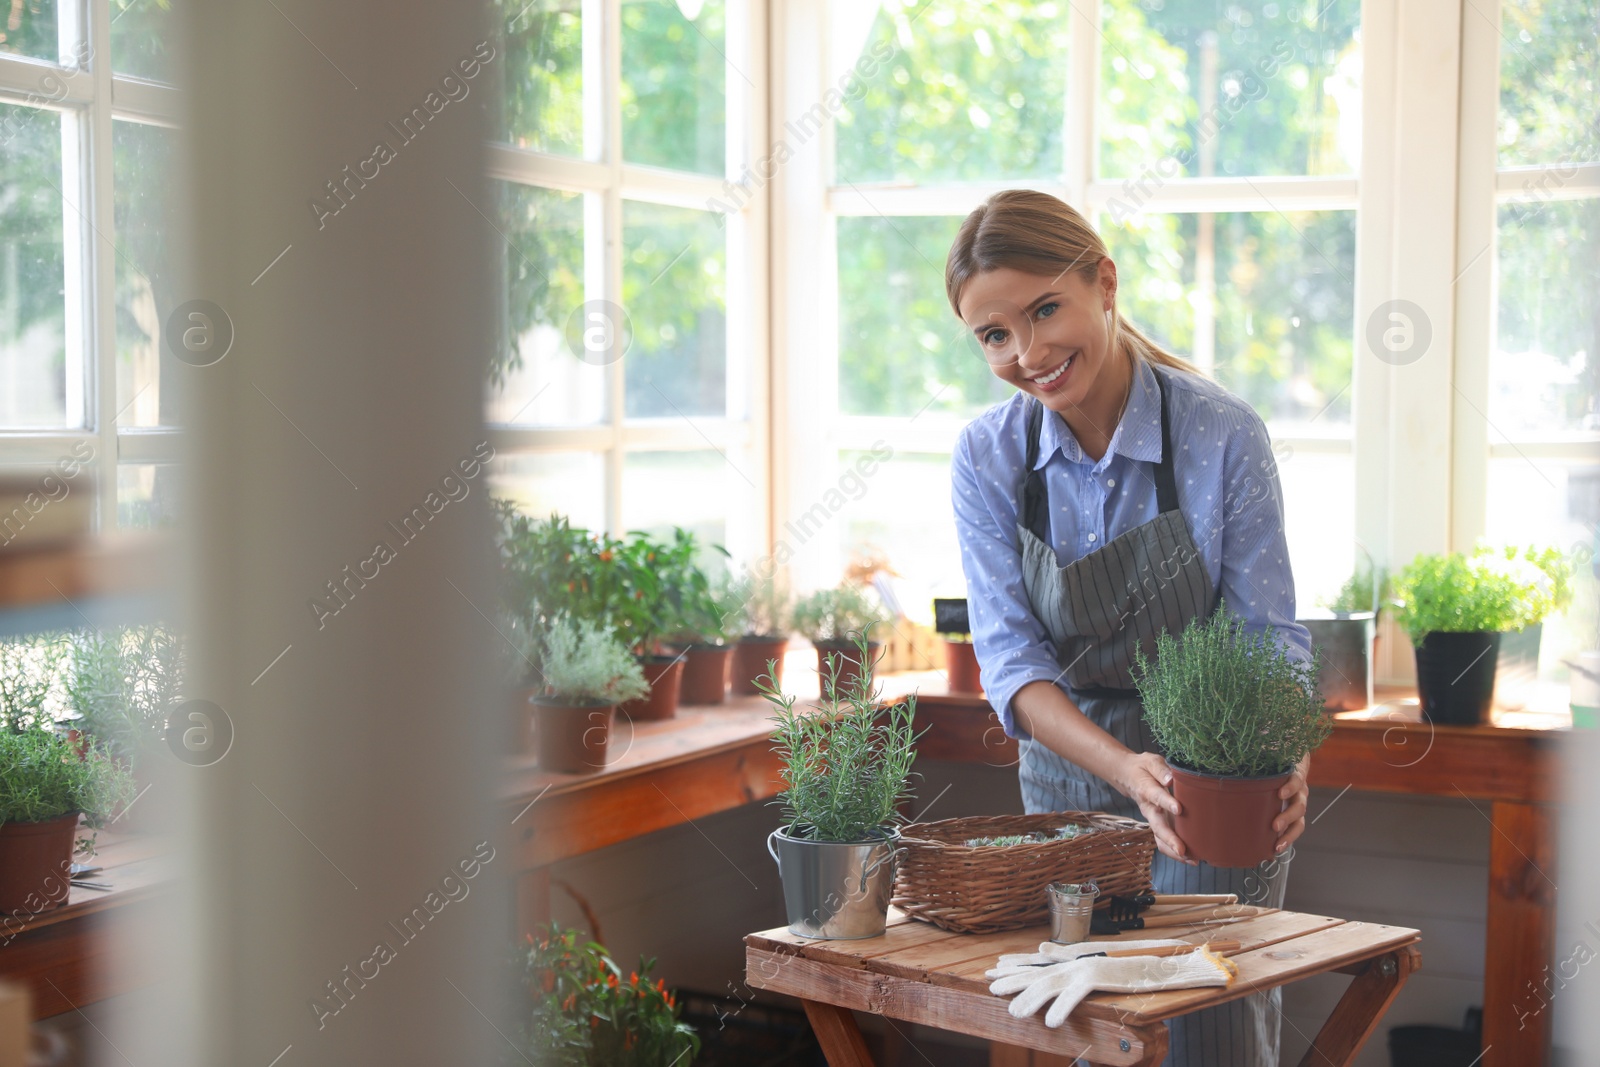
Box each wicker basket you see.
[891,812,1156,934]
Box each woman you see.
[948,190,1313,1066]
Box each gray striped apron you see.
[1015,371,1289,1067]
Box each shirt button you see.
[1106,478,1116,488]
[1088,533,1097,543]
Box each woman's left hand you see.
[1272,758,1311,854]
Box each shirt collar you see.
[1031,358,1165,470]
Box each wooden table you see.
[746,906,1421,1066]
[0,826,167,1018]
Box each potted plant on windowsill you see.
[761,634,920,939]
[933,598,982,694]
[531,616,649,774]
[1477,544,1573,711]
[729,566,793,696]
[1133,606,1332,869]
[1391,552,1530,725]
[792,584,889,699]
[0,725,135,914]
[658,530,738,706]
[1298,557,1387,712]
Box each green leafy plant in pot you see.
[761,634,920,938]
[1475,544,1574,711]
[792,584,890,700]
[606,530,685,722]
[933,597,983,694]
[1299,557,1388,712]
[657,531,738,706]
[728,565,793,696]
[531,616,648,774]
[1134,607,1331,869]
[1391,552,1528,725]
[0,725,136,914]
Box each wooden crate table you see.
[745,906,1420,1066]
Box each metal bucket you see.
[1300,613,1375,711]
[767,827,902,939]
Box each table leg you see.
[803,999,876,1067]
[1482,800,1556,1067]
[1298,945,1421,1067]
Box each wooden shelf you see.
[0,534,172,636]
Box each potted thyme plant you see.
[531,616,649,774]
[760,633,920,939]
[729,565,793,695]
[933,597,982,694]
[791,583,889,699]
[1133,607,1332,869]
[1390,552,1529,724]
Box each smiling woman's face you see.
[956,260,1120,415]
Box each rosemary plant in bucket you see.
[1134,607,1331,868]
[760,633,921,938]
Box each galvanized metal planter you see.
[1299,612,1376,712]
[767,827,902,939]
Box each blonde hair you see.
[944,189,1202,376]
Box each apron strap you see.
[1019,363,1181,544]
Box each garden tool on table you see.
[988,940,1239,1029]
[1091,893,1261,934]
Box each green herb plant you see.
[64,626,185,763]
[1389,552,1530,643]
[1473,543,1575,627]
[729,565,793,639]
[762,633,920,842]
[0,634,65,734]
[515,924,699,1067]
[536,617,649,707]
[963,826,1085,848]
[791,584,889,644]
[1318,559,1390,615]
[0,727,136,843]
[1133,607,1331,778]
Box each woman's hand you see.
[1115,751,1194,865]
[1272,758,1311,854]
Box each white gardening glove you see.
[990,947,1237,1029]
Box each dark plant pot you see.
[943,639,982,694]
[733,637,788,695]
[1414,631,1502,726]
[1299,613,1376,711]
[679,644,733,705]
[0,814,78,914]
[531,700,615,774]
[1492,622,1542,712]
[813,640,882,699]
[619,656,684,722]
[1167,761,1291,869]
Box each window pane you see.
[1102,209,1356,429]
[832,449,963,626]
[837,214,1012,418]
[114,120,178,428]
[1099,0,1360,179]
[491,183,603,426]
[117,463,180,529]
[833,0,1067,184]
[1485,456,1600,680]
[1491,198,1598,435]
[0,0,58,62]
[499,0,584,156]
[622,201,726,418]
[622,449,744,551]
[1498,0,1599,167]
[0,104,73,430]
[111,0,177,82]
[1277,452,1355,612]
[489,451,605,532]
[621,0,726,176]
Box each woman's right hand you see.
[1116,751,1194,865]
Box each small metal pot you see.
[1299,612,1376,711]
[767,827,902,939]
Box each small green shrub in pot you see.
[64,625,185,766]
[728,565,794,695]
[1473,543,1575,710]
[792,584,890,699]
[1133,606,1330,868]
[530,617,649,774]
[761,633,921,938]
[1391,552,1531,725]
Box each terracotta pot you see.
[813,640,883,699]
[0,814,79,914]
[1414,631,1501,726]
[530,700,615,774]
[1168,761,1291,869]
[944,639,982,694]
[733,637,788,695]
[619,656,684,722]
[679,644,733,705]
